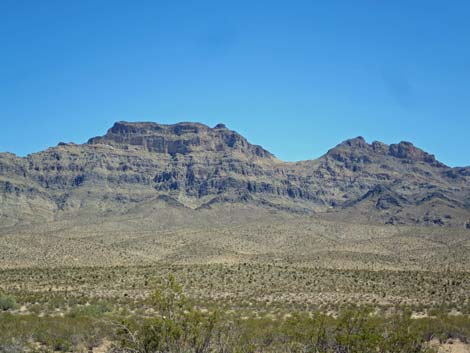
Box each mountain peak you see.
[105,121,210,136]
[327,137,445,167]
[338,136,368,148]
[87,121,275,159]
[388,141,441,165]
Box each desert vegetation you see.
[1,274,470,352]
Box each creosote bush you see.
[115,275,218,353]
[0,294,17,311]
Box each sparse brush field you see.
[2,264,470,352]
[2,264,470,311]
[2,216,470,351]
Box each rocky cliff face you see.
[1,122,469,228]
[88,122,274,158]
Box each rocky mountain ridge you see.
[1,121,469,228]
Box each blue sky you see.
[1,1,469,166]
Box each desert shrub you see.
[280,312,331,352]
[381,312,432,353]
[67,300,112,318]
[0,295,17,311]
[414,314,470,344]
[334,307,382,353]
[0,312,110,352]
[115,275,218,353]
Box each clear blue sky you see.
[1,1,469,166]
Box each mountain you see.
[1,121,469,228]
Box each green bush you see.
[116,275,218,353]
[67,300,112,318]
[0,312,110,352]
[0,294,17,311]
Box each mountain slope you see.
[1,121,469,228]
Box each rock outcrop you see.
[88,121,274,159]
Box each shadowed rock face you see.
[1,121,469,228]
